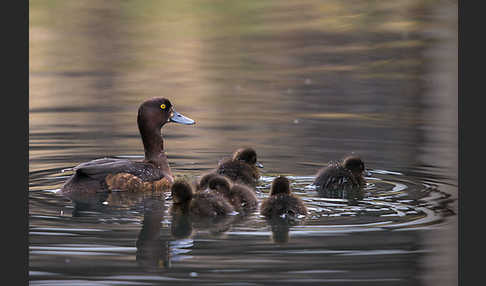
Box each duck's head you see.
[171,180,193,204]
[208,175,232,198]
[137,97,195,130]
[233,147,263,168]
[270,176,291,196]
[342,155,365,177]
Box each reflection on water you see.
[30,0,457,285]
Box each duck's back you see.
[61,158,168,194]
[74,158,166,180]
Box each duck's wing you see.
[74,158,163,181]
[74,158,132,178]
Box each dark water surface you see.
[30,1,458,285]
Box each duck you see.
[260,176,307,219]
[60,97,195,196]
[170,179,234,218]
[206,174,258,213]
[313,155,366,201]
[214,147,263,188]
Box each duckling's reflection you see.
[266,217,306,244]
[135,196,171,270]
[169,202,235,239]
[268,217,291,244]
[318,185,363,206]
[170,206,193,239]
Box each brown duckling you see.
[170,179,234,218]
[313,155,366,201]
[260,176,307,219]
[215,147,263,187]
[61,98,195,196]
[207,174,258,213]
[196,172,220,191]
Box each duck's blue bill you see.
[170,109,195,125]
[256,162,264,168]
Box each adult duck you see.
[61,97,195,195]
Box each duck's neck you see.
[138,120,169,169]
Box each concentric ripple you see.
[30,167,452,233]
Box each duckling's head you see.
[208,175,232,198]
[233,147,263,168]
[137,97,195,131]
[270,176,291,196]
[198,173,219,190]
[342,155,365,177]
[171,180,193,204]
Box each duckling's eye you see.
[160,104,166,110]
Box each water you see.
[30,1,457,285]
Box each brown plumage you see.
[105,173,171,193]
[313,155,366,201]
[207,174,258,213]
[170,179,234,218]
[61,97,195,195]
[215,147,263,187]
[196,172,220,191]
[260,176,307,218]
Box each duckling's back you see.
[216,159,258,187]
[190,191,234,217]
[230,184,259,212]
[260,194,307,218]
[314,162,359,190]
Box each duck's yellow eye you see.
[160,104,166,110]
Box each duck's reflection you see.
[68,192,110,217]
[67,191,146,217]
[135,196,171,270]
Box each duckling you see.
[196,172,220,191]
[260,176,307,218]
[313,155,366,201]
[207,174,258,213]
[61,97,195,195]
[215,147,263,187]
[170,179,234,218]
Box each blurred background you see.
[29,0,457,285]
